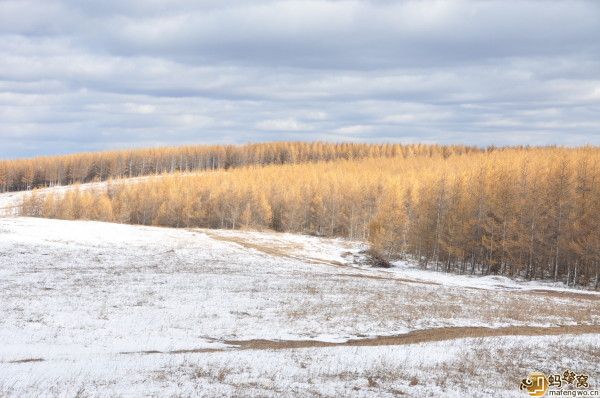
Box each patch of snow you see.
[384,260,600,296]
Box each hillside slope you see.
[0,218,598,397]
[12,146,600,288]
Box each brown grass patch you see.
[6,358,44,364]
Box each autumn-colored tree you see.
[0,142,480,192]
[18,145,600,287]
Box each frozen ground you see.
[0,217,598,397]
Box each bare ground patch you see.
[203,231,344,266]
[122,324,600,355]
[224,324,600,350]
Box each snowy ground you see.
[0,217,598,397]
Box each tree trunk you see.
[553,208,562,281]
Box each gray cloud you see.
[0,0,599,158]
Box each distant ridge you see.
[0,142,482,192]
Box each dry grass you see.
[137,334,598,398]
[275,275,598,332]
[6,358,44,364]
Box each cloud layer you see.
[1,0,600,157]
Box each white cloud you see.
[334,125,375,135]
[0,0,599,157]
[256,118,310,131]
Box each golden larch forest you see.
[15,143,600,288]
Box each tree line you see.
[0,142,481,192]
[20,145,600,288]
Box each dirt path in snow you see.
[227,325,600,350]
[202,231,345,266]
[119,325,600,356]
[203,230,600,300]
[203,230,445,286]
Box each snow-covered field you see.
[0,217,598,397]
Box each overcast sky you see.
[1,0,599,158]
